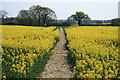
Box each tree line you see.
[0,5,57,26]
[0,5,120,26]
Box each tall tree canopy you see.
[17,5,57,26]
[29,5,42,26]
[17,10,31,25]
[68,11,90,26]
[41,7,57,26]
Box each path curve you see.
[38,27,74,78]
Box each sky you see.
[1,0,120,20]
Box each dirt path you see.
[38,27,74,78]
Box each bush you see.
[111,18,120,26]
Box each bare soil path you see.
[38,27,74,78]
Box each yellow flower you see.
[18,70,20,73]
[12,64,16,67]
[65,26,118,78]
[24,70,26,74]
[3,75,6,79]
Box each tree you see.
[111,18,120,26]
[29,5,42,26]
[16,5,57,26]
[0,10,8,23]
[0,10,8,20]
[96,20,102,26]
[17,10,31,25]
[41,7,57,26]
[29,5,57,26]
[2,17,17,25]
[69,11,90,26]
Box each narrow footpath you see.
[39,27,74,78]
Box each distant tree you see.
[82,19,90,24]
[111,18,120,26]
[96,20,102,25]
[41,7,57,26]
[2,17,17,25]
[29,5,57,26]
[0,10,8,20]
[17,10,31,25]
[0,10,8,24]
[68,11,90,26]
[16,5,57,26]
[29,5,42,26]
[67,17,72,25]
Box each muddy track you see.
[38,27,74,78]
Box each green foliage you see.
[111,18,120,26]
[17,5,57,26]
[96,20,102,26]
[68,11,90,26]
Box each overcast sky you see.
[0,0,119,2]
[1,0,119,20]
